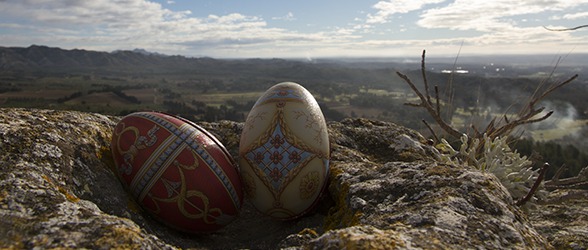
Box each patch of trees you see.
[0,81,22,93]
[111,90,140,104]
[163,97,344,122]
[99,76,125,81]
[4,97,45,104]
[513,138,588,179]
[88,84,141,104]
[159,88,181,99]
[309,82,358,100]
[347,92,430,127]
[202,105,243,122]
[0,86,22,93]
[350,92,398,110]
[163,100,246,122]
[90,83,150,90]
[57,91,83,103]
[163,100,200,117]
[319,103,346,121]
[423,71,587,120]
[224,100,255,112]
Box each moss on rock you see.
[0,109,584,249]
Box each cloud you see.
[417,0,588,31]
[388,0,588,54]
[562,11,588,20]
[272,12,296,21]
[1,0,587,57]
[366,0,447,24]
[0,0,350,57]
[0,0,167,24]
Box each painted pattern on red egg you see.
[239,82,330,220]
[111,112,243,232]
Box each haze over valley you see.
[1,45,587,179]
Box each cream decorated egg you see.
[239,82,330,219]
[110,112,243,233]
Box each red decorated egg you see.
[239,82,330,220]
[110,112,243,233]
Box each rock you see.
[528,189,588,249]
[0,109,173,249]
[315,118,551,249]
[0,108,325,249]
[0,109,584,249]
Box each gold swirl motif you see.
[242,111,267,140]
[299,171,319,200]
[172,150,199,170]
[115,123,139,155]
[116,123,159,155]
[149,152,223,224]
[292,110,325,145]
[115,122,159,175]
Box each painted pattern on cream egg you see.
[239,82,330,220]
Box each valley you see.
[1,45,588,178]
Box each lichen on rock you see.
[0,109,585,249]
[0,108,173,249]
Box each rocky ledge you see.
[0,108,586,249]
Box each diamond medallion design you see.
[245,123,312,192]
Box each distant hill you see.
[0,45,216,73]
[3,45,587,75]
[0,45,387,86]
[0,45,327,78]
[112,48,168,57]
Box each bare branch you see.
[545,165,588,191]
[544,25,588,31]
[397,71,463,139]
[397,51,577,181]
[434,85,441,115]
[516,163,549,206]
[400,53,576,143]
[421,50,432,105]
[529,74,578,108]
[484,117,497,135]
[490,110,553,138]
[422,119,440,144]
[470,124,482,138]
[540,190,588,204]
[551,164,567,184]
[521,110,554,124]
[483,75,576,140]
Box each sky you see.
[1,0,588,58]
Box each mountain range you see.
[2,45,587,76]
[0,45,203,73]
[0,45,331,79]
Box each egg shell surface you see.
[110,112,243,233]
[239,82,330,220]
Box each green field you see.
[529,119,588,141]
[1,73,585,145]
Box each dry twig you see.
[543,25,588,31]
[397,50,462,139]
[397,49,578,143]
[422,119,440,144]
[397,50,581,204]
[544,165,588,191]
[516,163,550,206]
